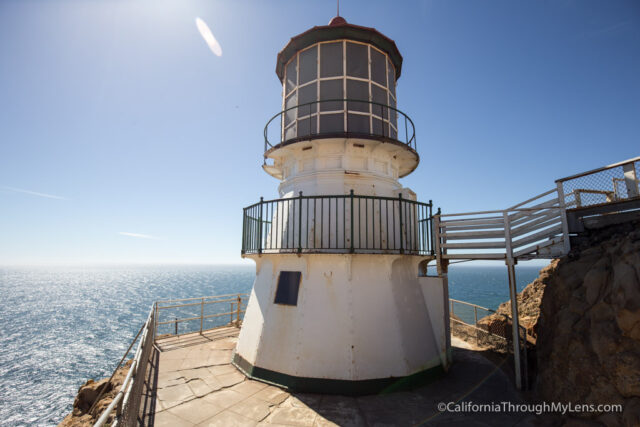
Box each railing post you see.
[298,191,303,253]
[154,301,158,341]
[230,302,233,325]
[503,211,522,390]
[241,207,246,255]
[434,208,442,271]
[398,193,404,254]
[258,197,264,254]
[556,182,571,255]
[622,161,639,198]
[404,115,408,144]
[236,295,241,326]
[200,297,204,334]
[174,317,178,336]
[428,200,433,255]
[350,190,354,253]
[474,306,478,326]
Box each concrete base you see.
[235,254,450,385]
[232,351,445,395]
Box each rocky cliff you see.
[535,220,640,426]
[58,359,132,427]
[489,220,640,426]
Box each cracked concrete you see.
[142,326,539,426]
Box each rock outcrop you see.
[535,220,640,426]
[58,359,132,427]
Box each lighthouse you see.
[234,15,451,394]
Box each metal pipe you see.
[200,298,204,334]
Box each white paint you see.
[236,36,448,385]
[264,138,419,195]
[236,254,448,380]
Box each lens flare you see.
[195,17,222,57]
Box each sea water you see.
[0,263,544,426]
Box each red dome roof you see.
[328,16,347,26]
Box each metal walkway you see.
[433,156,639,389]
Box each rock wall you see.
[483,220,638,427]
[535,220,640,426]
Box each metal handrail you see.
[555,156,640,183]
[435,188,569,261]
[155,293,249,304]
[94,293,249,426]
[94,304,155,427]
[242,192,435,256]
[155,293,248,338]
[263,98,417,154]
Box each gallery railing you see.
[242,192,435,256]
[264,99,417,154]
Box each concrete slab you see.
[228,396,274,421]
[141,326,536,427]
[267,407,318,426]
[167,397,225,425]
[197,409,258,427]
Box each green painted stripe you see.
[232,352,445,395]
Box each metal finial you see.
[337,0,339,16]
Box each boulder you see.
[58,359,132,427]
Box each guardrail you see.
[154,294,249,338]
[435,188,571,261]
[94,293,248,426]
[242,192,435,256]
[95,305,155,427]
[449,298,529,388]
[556,156,639,208]
[264,98,417,154]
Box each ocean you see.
[0,263,544,426]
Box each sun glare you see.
[195,17,222,57]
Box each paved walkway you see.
[142,327,538,426]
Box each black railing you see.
[242,192,435,256]
[264,99,417,154]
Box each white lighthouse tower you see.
[234,15,451,394]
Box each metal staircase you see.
[434,188,572,263]
[434,156,639,390]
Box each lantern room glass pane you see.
[387,59,396,98]
[320,42,343,78]
[320,113,344,133]
[297,117,317,137]
[371,49,386,87]
[299,46,317,85]
[389,124,397,140]
[320,79,343,112]
[286,59,297,94]
[285,123,297,141]
[346,42,368,78]
[346,79,368,113]
[298,83,317,114]
[389,96,397,127]
[372,117,383,136]
[285,92,297,127]
[347,113,370,134]
[371,85,388,119]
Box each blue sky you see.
[0,0,638,265]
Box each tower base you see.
[232,352,446,395]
